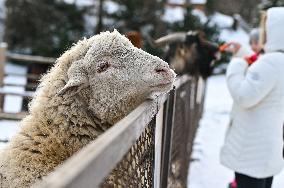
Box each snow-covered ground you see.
[188,75,284,188]
[0,120,19,149]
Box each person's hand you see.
[219,42,241,54]
[245,53,259,65]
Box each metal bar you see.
[160,88,176,188]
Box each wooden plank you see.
[0,112,28,120]
[160,89,176,188]
[154,105,164,188]
[4,83,38,89]
[6,52,56,64]
[0,43,6,86]
[166,2,191,8]
[0,88,34,98]
[0,138,9,143]
[0,43,7,110]
[37,95,167,188]
[5,72,40,80]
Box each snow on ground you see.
[163,6,185,23]
[0,120,19,150]
[188,75,284,188]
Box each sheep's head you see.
[59,30,176,124]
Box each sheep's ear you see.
[57,60,89,96]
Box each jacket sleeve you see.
[226,57,278,109]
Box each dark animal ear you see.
[185,31,200,46]
[57,60,89,96]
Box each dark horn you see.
[154,32,187,47]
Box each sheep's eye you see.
[97,62,110,73]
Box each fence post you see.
[160,88,176,188]
[154,105,164,188]
[0,43,7,111]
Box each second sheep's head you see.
[58,30,176,124]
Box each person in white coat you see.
[220,7,284,188]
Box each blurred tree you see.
[206,0,216,14]
[212,0,262,26]
[259,0,284,10]
[253,0,284,27]
[5,0,87,57]
[106,0,165,34]
[105,0,167,56]
[170,7,220,43]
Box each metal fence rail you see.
[37,74,205,188]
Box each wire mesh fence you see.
[166,76,205,188]
[101,119,156,188]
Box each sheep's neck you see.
[90,92,146,125]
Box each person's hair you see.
[249,28,260,44]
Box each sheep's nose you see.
[155,67,168,74]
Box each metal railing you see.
[37,74,206,188]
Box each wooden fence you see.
[36,74,206,188]
[0,43,55,120]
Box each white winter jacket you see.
[220,7,284,178]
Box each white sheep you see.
[0,30,176,188]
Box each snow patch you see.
[219,28,250,46]
[162,7,185,23]
[0,120,20,150]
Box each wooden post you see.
[95,0,104,34]
[160,88,176,188]
[0,43,7,111]
[154,105,164,188]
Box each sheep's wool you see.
[0,30,176,188]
